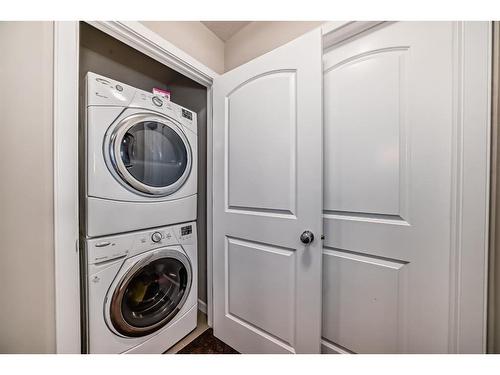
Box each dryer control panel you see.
[86,72,135,107]
[85,72,197,134]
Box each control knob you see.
[152,96,163,107]
[151,232,162,243]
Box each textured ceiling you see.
[201,21,251,42]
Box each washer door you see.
[108,113,192,197]
[109,248,192,337]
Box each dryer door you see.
[108,248,192,337]
[107,113,192,197]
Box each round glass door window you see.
[109,250,192,337]
[110,115,192,197]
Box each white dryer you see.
[84,72,197,237]
[85,222,197,353]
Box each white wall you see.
[0,21,56,353]
[224,21,324,71]
[141,21,324,73]
[140,21,225,74]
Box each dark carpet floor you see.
[178,328,239,354]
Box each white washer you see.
[84,72,198,237]
[85,222,197,353]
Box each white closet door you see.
[212,29,323,353]
[322,21,462,354]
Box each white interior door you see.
[212,29,323,353]
[322,21,463,354]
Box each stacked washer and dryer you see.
[82,72,198,353]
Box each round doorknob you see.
[300,230,314,244]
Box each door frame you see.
[54,20,491,354]
[53,20,218,353]
[322,21,492,353]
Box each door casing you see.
[53,20,219,353]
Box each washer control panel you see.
[86,221,197,265]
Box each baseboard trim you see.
[321,339,353,354]
[198,299,207,314]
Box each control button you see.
[96,78,110,85]
[151,232,162,243]
[181,225,192,236]
[182,108,193,120]
[152,96,163,107]
[115,84,123,92]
